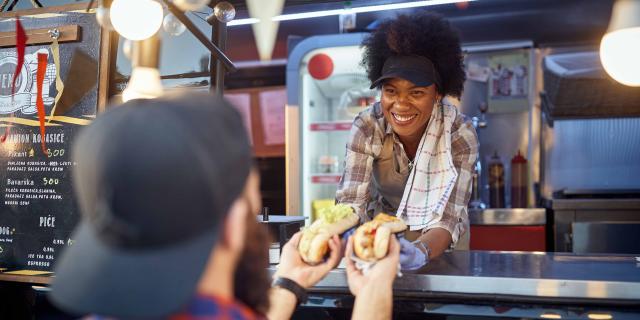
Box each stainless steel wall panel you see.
[543,117,640,195]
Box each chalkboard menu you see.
[0,5,109,271]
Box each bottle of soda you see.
[488,151,505,208]
[511,150,528,208]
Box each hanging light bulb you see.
[122,67,164,101]
[163,13,186,36]
[600,0,640,86]
[173,0,210,11]
[122,35,164,102]
[110,0,164,41]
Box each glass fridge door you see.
[299,45,378,222]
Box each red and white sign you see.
[311,174,341,184]
[309,121,351,131]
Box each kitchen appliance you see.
[540,52,640,253]
[542,51,640,122]
[551,189,640,253]
[285,33,372,222]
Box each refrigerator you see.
[285,33,376,223]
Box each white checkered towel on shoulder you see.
[396,102,458,231]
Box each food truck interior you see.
[0,0,639,319]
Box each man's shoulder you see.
[168,295,261,320]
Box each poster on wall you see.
[0,4,108,272]
[225,92,253,145]
[259,89,285,146]
[488,50,529,113]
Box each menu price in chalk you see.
[1,127,81,271]
[0,7,103,272]
[4,161,73,204]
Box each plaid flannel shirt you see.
[336,102,478,246]
[86,294,261,320]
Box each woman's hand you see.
[274,231,342,289]
[398,237,428,270]
[345,236,400,296]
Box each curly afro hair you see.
[361,11,466,98]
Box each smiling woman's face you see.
[381,78,440,145]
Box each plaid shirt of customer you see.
[336,102,479,246]
[86,294,262,320]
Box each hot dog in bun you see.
[298,204,359,264]
[353,213,407,261]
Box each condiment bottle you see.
[510,150,528,208]
[488,151,505,208]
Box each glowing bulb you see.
[163,13,186,36]
[110,0,163,41]
[600,26,640,86]
[173,0,210,11]
[122,67,164,102]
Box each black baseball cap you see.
[49,93,252,318]
[370,55,442,89]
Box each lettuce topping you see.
[317,204,354,224]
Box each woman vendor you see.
[336,12,479,266]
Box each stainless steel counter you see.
[272,251,640,303]
[552,198,640,210]
[469,208,546,225]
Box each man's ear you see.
[220,197,249,254]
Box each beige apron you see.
[369,136,470,250]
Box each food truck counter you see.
[270,250,640,319]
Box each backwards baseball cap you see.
[50,93,252,318]
[370,55,442,90]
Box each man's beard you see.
[233,218,271,315]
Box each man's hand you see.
[274,231,342,289]
[345,236,400,297]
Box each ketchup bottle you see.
[510,150,528,208]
